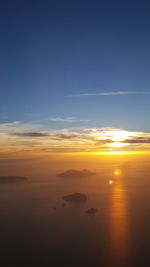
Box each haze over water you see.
[1,153,150,266]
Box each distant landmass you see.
[63,192,87,202]
[57,169,96,178]
[0,176,28,184]
[86,208,97,214]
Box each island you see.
[63,192,87,202]
[86,208,97,214]
[0,176,28,184]
[57,169,96,178]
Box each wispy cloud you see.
[0,121,42,133]
[66,91,150,97]
[123,137,150,144]
[11,132,49,137]
[48,117,89,122]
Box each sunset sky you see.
[1,0,150,155]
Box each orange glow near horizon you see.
[95,151,139,155]
[1,149,150,160]
[1,126,150,156]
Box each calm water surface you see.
[0,155,150,266]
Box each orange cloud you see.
[1,122,150,155]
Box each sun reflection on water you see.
[108,169,129,266]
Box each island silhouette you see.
[0,176,28,184]
[57,169,96,178]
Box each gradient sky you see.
[1,0,150,154]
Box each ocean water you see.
[0,154,150,266]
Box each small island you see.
[86,208,97,214]
[0,176,28,184]
[57,169,96,178]
[63,192,87,202]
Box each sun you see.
[110,142,126,148]
[104,130,132,149]
[110,130,131,142]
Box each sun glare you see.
[114,171,119,175]
[101,130,133,149]
[109,130,131,142]
[110,142,126,148]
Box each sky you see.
[1,0,150,155]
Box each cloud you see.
[7,128,150,151]
[123,137,150,144]
[0,121,42,133]
[48,117,89,122]
[10,131,112,143]
[11,132,49,137]
[1,121,150,155]
[66,91,150,97]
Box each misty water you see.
[1,154,150,266]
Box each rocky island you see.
[63,192,87,202]
[86,208,97,214]
[57,169,96,178]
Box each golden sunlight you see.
[109,130,132,142]
[114,169,121,175]
[109,142,127,148]
[102,130,133,149]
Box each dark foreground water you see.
[0,154,150,266]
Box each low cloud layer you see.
[11,132,49,137]
[1,121,150,155]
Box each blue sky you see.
[1,0,150,132]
